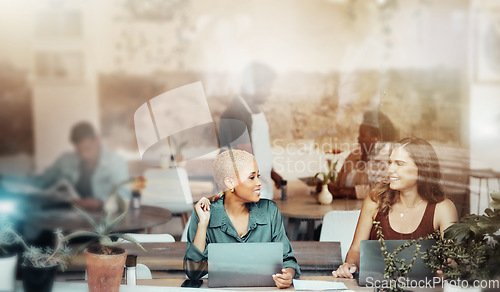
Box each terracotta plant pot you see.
[21,264,58,292]
[84,247,127,292]
[318,184,333,205]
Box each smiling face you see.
[387,147,419,193]
[231,159,262,203]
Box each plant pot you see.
[443,281,481,292]
[318,184,333,205]
[0,253,18,292]
[84,247,127,292]
[21,264,58,292]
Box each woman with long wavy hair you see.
[332,137,458,279]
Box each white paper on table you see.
[293,279,349,290]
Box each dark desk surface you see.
[27,205,172,233]
[68,241,342,273]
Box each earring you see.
[230,188,234,193]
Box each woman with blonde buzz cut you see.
[183,149,300,288]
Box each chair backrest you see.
[320,210,361,262]
[181,216,192,242]
[141,167,194,214]
[121,233,175,243]
[136,263,152,280]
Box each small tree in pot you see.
[63,207,146,292]
[0,222,72,292]
[20,229,72,292]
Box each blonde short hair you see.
[213,149,254,192]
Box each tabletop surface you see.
[24,276,452,291]
[27,205,172,233]
[274,195,364,220]
[67,241,342,272]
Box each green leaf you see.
[314,172,328,185]
[490,191,500,202]
[73,206,99,231]
[61,230,102,242]
[103,210,128,234]
[114,233,147,252]
[490,200,500,210]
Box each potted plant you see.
[423,192,500,291]
[0,221,22,292]
[20,229,72,292]
[373,221,437,292]
[315,155,339,205]
[63,207,146,292]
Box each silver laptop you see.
[358,239,435,286]
[207,242,283,288]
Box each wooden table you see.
[43,276,452,291]
[35,277,376,291]
[275,195,364,240]
[137,276,374,291]
[67,241,342,273]
[27,205,172,233]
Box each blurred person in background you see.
[319,110,399,199]
[218,62,283,200]
[2,121,129,211]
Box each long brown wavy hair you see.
[369,137,445,216]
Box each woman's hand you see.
[332,263,357,279]
[194,197,211,225]
[272,268,294,289]
[435,258,457,279]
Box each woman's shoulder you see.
[435,198,456,211]
[256,198,278,210]
[434,198,457,217]
[433,198,459,228]
[362,195,379,218]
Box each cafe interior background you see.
[1,0,500,240]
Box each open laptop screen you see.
[358,239,436,286]
[207,242,283,288]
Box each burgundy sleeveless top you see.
[369,202,436,240]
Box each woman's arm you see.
[183,197,211,280]
[332,195,378,278]
[434,198,458,237]
[270,201,300,288]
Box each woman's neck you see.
[398,186,423,207]
[223,191,248,217]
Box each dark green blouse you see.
[183,196,301,280]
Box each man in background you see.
[218,62,283,200]
[2,121,129,210]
